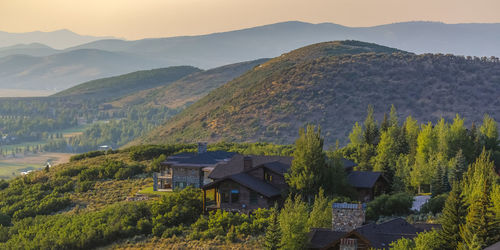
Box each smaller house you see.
[309,202,435,250]
[347,171,389,201]
[153,143,236,191]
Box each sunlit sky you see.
[1,0,500,40]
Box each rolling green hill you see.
[134,40,500,146]
[110,58,269,109]
[53,66,201,101]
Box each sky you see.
[1,0,500,40]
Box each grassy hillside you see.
[135,40,500,145]
[53,66,201,101]
[111,58,269,109]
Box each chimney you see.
[197,142,207,154]
[243,156,253,171]
[331,203,365,232]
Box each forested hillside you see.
[136,41,500,145]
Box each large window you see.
[231,189,240,203]
[250,191,258,204]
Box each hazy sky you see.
[1,0,500,40]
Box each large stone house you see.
[308,203,439,249]
[201,155,389,213]
[202,155,292,213]
[153,143,236,191]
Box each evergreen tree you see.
[363,105,379,145]
[279,196,310,250]
[404,116,420,165]
[412,122,437,192]
[448,149,467,183]
[439,182,466,250]
[389,104,399,128]
[479,114,499,151]
[380,113,389,132]
[264,203,282,250]
[308,189,331,228]
[348,122,364,146]
[285,125,327,202]
[460,150,500,248]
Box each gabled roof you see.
[352,218,422,249]
[208,154,292,179]
[347,171,386,189]
[308,228,346,249]
[164,151,236,167]
[342,158,357,169]
[203,172,282,198]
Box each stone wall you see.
[332,203,365,232]
[172,168,202,188]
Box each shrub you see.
[366,192,413,220]
[76,180,95,193]
[420,193,448,214]
[69,150,106,162]
[0,213,10,227]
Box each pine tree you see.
[264,203,282,250]
[460,150,500,248]
[389,104,399,128]
[479,114,499,151]
[308,189,331,228]
[363,105,379,145]
[448,149,467,183]
[285,125,327,203]
[279,196,310,250]
[439,182,466,250]
[380,113,389,132]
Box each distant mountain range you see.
[132,40,500,146]
[2,21,500,91]
[0,29,114,50]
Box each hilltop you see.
[110,58,269,109]
[53,66,201,101]
[135,40,500,145]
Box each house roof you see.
[485,241,500,250]
[347,171,386,189]
[163,151,236,167]
[208,154,292,179]
[342,158,357,169]
[308,228,346,249]
[352,218,422,249]
[203,172,282,198]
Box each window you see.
[231,189,240,203]
[221,190,229,203]
[264,171,273,183]
[250,191,258,204]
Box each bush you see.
[69,150,106,162]
[0,213,10,227]
[128,144,195,161]
[0,180,8,191]
[366,192,413,220]
[420,193,448,214]
[76,180,95,193]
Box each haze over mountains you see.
[2,21,500,91]
[0,29,114,49]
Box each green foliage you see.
[364,105,380,145]
[70,150,107,162]
[128,144,195,161]
[279,195,309,250]
[366,192,413,220]
[390,237,416,250]
[286,125,327,202]
[414,229,442,250]
[479,114,499,151]
[460,151,500,248]
[438,182,466,250]
[308,189,332,228]
[264,204,282,250]
[420,193,448,214]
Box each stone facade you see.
[332,203,365,232]
[172,167,204,188]
[217,180,271,213]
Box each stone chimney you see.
[243,156,253,171]
[197,142,207,154]
[332,203,365,232]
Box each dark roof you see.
[347,171,386,189]
[353,218,421,249]
[164,151,236,166]
[485,241,500,250]
[342,158,357,169]
[203,172,281,198]
[259,161,290,175]
[308,228,346,249]
[208,154,292,179]
[412,223,442,232]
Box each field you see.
[0,88,56,97]
[0,152,73,179]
